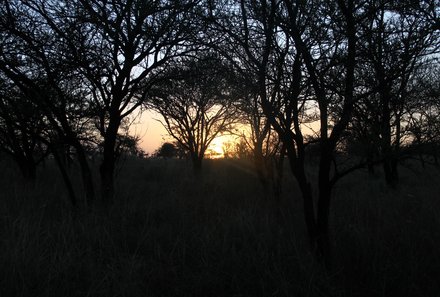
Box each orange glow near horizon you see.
[130,110,320,157]
[127,110,168,154]
[129,110,243,157]
[206,134,240,159]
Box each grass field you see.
[0,156,439,296]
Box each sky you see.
[130,109,320,156]
[128,110,170,155]
[129,110,244,156]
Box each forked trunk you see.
[285,146,317,250]
[286,141,335,268]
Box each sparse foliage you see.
[148,55,239,173]
[0,0,440,277]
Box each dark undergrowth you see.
[0,156,439,296]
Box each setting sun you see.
[206,134,239,159]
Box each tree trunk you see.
[285,145,317,250]
[367,145,376,176]
[317,150,333,269]
[191,154,203,176]
[52,148,77,207]
[380,94,398,186]
[15,155,37,182]
[75,146,95,207]
[383,158,398,187]
[254,145,267,181]
[391,157,399,181]
[271,152,285,200]
[100,120,119,208]
[253,144,270,194]
[391,112,401,183]
[433,145,439,166]
[100,148,116,208]
[300,179,317,249]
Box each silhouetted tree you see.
[237,88,285,197]
[68,0,199,206]
[0,0,200,208]
[342,0,440,186]
[0,76,80,206]
[0,80,47,181]
[0,0,96,207]
[206,0,370,266]
[278,0,362,266]
[149,55,239,173]
[155,142,178,158]
[405,62,440,166]
[115,134,144,157]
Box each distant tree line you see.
[1,0,439,266]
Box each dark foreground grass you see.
[0,156,439,297]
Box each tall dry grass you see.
[0,156,439,296]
